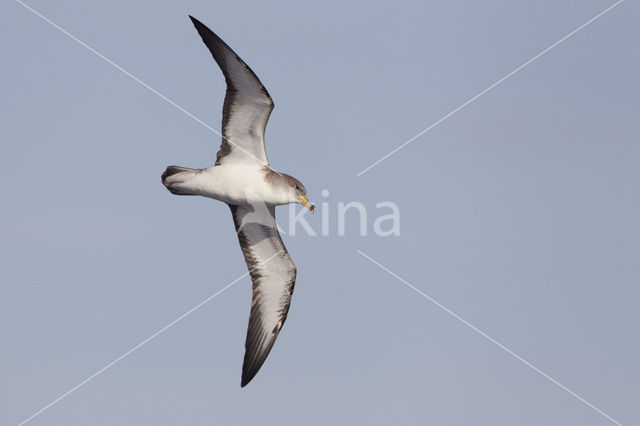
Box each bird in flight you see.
[162,16,315,387]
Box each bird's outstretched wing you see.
[190,16,274,167]
[229,204,296,387]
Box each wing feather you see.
[190,16,274,166]
[229,204,296,387]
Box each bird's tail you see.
[161,166,199,196]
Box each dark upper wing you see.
[229,204,296,387]
[190,16,274,166]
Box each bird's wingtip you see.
[240,376,250,388]
[241,365,259,388]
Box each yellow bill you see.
[299,195,316,213]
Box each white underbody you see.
[165,164,291,206]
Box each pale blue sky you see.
[1,1,638,425]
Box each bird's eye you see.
[295,185,300,190]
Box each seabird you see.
[162,16,315,387]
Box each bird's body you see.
[163,164,294,206]
[162,16,314,387]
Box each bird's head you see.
[284,175,315,213]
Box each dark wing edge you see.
[229,205,297,387]
[189,16,274,166]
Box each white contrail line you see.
[18,250,283,425]
[356,0,625,176]
[356,249,622,425]
[15,0,269,168]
